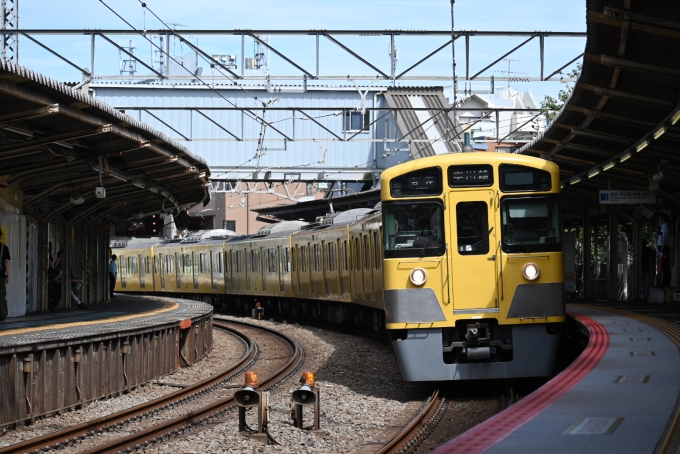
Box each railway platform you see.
[434,301,680,454]
[0,295,214,430]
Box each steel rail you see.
[80,318,303,454]
[0,322,253,454]
[375,389,442,454]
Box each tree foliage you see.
[540,64,582,123]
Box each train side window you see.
[286,247,291,272]
[364,236,370,270]
[301,246,308,272]
[251,250,260,272]
[236,251,243,273]
[343,241,349,271]
[373,231,381,270]
[198,253,205,273]
[329,243,336,272]
[354,238,361,270]
[291,247,296,272]
[456,201,490,255]
[269,248,277,273]
[313,244,321,272]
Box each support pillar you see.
[583,211,592,300]
[607,212,619,301]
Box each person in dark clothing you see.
[47,251,61,312]
[0,229,10,321]
[660,245,672,288]
[641,243,656,301]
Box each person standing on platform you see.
[660,245,672,288]
[655,214,671,286]
[47,250,61,312]
[641,242,655,301]
[0,229,10,321]
[108,254,118,300]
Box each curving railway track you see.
[0,319,304,454]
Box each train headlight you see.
[522,263,540,281]
[410,268,428,286]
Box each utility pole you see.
[1,0,18,63]
[450,0,456,107]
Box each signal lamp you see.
[409,268,428,286]
[522,263,540,281]
[301,371,315,387]
[244,371,259,388]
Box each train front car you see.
[381,152,564,381]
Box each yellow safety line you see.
[571,304,680,453]
[0,299,179,337]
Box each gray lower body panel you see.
[384,288,446,324]
[392,324,560,381]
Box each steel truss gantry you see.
[9,28,585,83]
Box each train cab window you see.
[383,201,445,259]
[499,164,552,192]
[501,195,561,253]
[456,202,490,255]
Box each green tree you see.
[540,64,582,123]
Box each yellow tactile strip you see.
[572,304,680,454]
[0,298,179,337]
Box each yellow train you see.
[115,152,565,381]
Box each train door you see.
[450,191,498,311]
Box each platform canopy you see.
[520,0,680,213]
[0,61,211,229]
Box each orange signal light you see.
[255,302,261,307]
[244,371,259,388]
[301,371,315,387]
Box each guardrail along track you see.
[0,321,258,454]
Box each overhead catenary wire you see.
[97,0,289,141]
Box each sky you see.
[16,0,588,102]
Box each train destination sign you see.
[448,164,494,187]
[599,190,656,205]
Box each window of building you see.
[224,220,236,231]
[344,110,370,133]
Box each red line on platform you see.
[432,312,609,454]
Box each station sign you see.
[599,190,656,205]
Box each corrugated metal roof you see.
[383,87,462,158]
[0,60,211,231]
[519,0,680,209]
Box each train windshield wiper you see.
[506,222,529,252]
[419,226,439,258]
